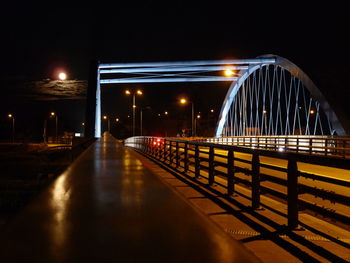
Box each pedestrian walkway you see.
[0,133,259,262]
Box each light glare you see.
[224,69,234,77]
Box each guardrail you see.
[198,136,350,159]
[125,136,350,229]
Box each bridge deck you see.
[0,134,258,262]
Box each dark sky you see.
[0,1,349,138]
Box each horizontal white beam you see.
[99,65,249,74]
[99,58,276,69]
[100,77,237,84]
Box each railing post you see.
[287,159,298,228]
[195,145,200,178]
[175,141,179,168]
[227,149,235,195]
[296,137,299,153]
[163,139,167,162]
[309,138,312,155]
[184,142,189,172]
[208,146,214,185]
[169,141,173,165]
[251,153,260,209]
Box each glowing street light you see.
[50,112,58,142]
[103,115,110,132]
[179,97,195,137]
[210,109,214,113]
[7,114,15,142]
[125,89,143,136]
[115,118,119,122]
[310,109,315,115]
[180,98,187,104]
[164,111,168,115]
[58,72,67,80]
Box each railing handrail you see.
[125,136,350,169]
[125,136,350,229]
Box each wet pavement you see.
[0,134,259,262]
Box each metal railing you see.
[197,136,350,159]
[125,136,350,229]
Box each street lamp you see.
[103,115,110,133]
[50,112,58,142]
[194,114,201,137]
[7,114,15,142]
[125,89,143,136]
[179,98,194,137]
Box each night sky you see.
[0,2,349,139]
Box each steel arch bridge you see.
[85,55,347,138]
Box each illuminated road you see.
[0,134,259,263]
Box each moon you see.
[58,72,67,80]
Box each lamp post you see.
[179,98,194,137]
[140,106,151,136]
[103,115,110,133]
[7,114,15,142]
[125,89,143,136]
[194,114,201,137]
[50,112,58,142]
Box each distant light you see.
[75,133,81,137]
[224,68,234,77]
[210,109,214,113]
[263,110,267,114]
[125,90,131,95]
[103,115,107,120]
[50,112,56,116]
[310,109,315,115]
[82,122,85,126]
[180,98,187,104]
[136,90,143,95]
[164,111,168,115]
[116,118,119,122]
[58,72,67,80]
[127,115,130,118]
[133,105,136,108]
[197,115,201,119]
[278,147,284,152]
[8,114,13,118]
[158,113,161,117]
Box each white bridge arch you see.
[215,55,346,137]
[85,55,347,138]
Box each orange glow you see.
[103,115,107,120]
[125,90,131,95]
[224,68,234,76]
[8,114,12,118]
[137,90,143,95]
[180,98,187,104]
[51,112,56,116]
[310,110,315,114]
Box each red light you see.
[153,141,157,145]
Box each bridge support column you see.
[85,60,100,138]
